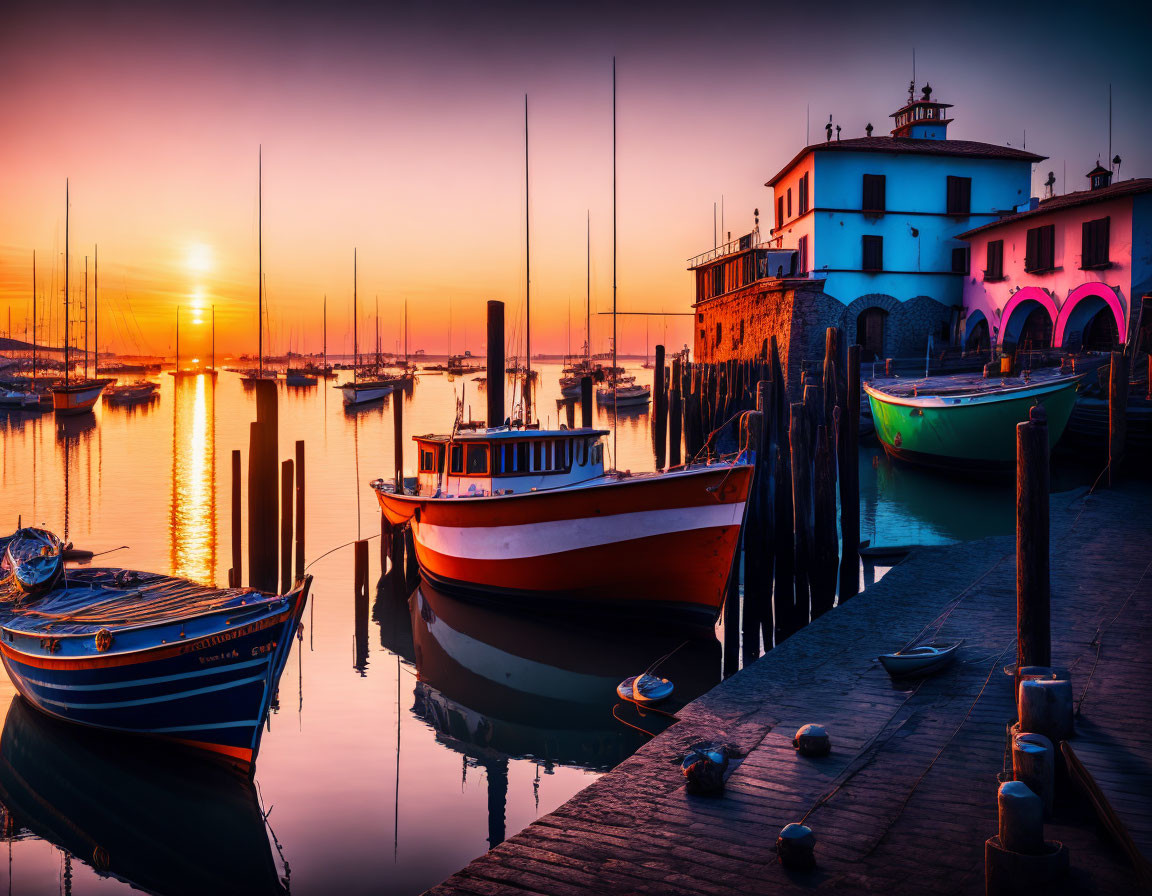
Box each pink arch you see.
[997,287,1059,346]
[1054,283,1127,348]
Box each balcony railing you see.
[687,230,773,269]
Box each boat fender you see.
[893,432,902,449]
[413,507,421,523]
[776,823,816,869]
[95,629,113,652]
[680,742,729,796]
[792,723,831,757]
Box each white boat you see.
[340,379,394,405]
[597,382,650,407]
[878,642,961,678]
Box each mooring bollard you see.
[680,743,729,796]
[295,440,305,581]
[1108,350,1127,487]
[580,375,593,429]
[777,823,816,869]
[353,538,369,603]
[987,780,1069,896]
[1018,678,1074,743]
[1012,731,1055,818]
[998,781,1043,855]
[393,389,404,493]
[1016,405,1050,673]
[792,724,830,757]
[280,459,293,594]
[230,449,242,587]
[487,300,505,427]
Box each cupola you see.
[889,82,953,140]
[1086,163,1112,191]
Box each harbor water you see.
[0,362,1095,895]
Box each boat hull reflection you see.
[0,696,287,895]
[410,577,720,770]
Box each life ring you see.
[95,629,113,652]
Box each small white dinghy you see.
[616,673,674,705]
[878,641,961,678]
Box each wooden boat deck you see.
[429,483,1152,895]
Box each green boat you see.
[864,369,1085,471]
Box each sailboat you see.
[1,252,49,409]
[241,148,278,386]
[338,250,394,405]
[560,213,596,398]
[51,185,113,415]
[373,67,751,626]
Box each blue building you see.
[691,85,1045,380]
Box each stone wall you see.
[694,279,955,398]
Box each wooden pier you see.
[428,483,1152,895]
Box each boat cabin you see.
[413,427,609,497]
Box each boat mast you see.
[524,93,531,419]
[375,295,380,371]
[176,306,180,371]
[404,297,408,368]
[323,295,327,373]
[94,245,98,377]
[586,209,591,362]
[32,250,36,385]
[353,248,358,384]
[84,255,89,378]
[64,179,70,386]
[612,57,618,450]
[258,145,263,378]
[211,304,215,371]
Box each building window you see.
[951,247,969,274]
[777,196,784,229]
[862,235,883,271]
[739,319,745,345]
[1025,224,1056,273]
[798,174,810,215]
[699,328,706,341]
[797,236,808,274]
[862,174,886,212]
[715,322,722,346]
[946,176,972,215]
[697,313,704,322]
[712,264,724,296]
[985,240,1004,280]
[786,188,792,218]
[856,308,887,361]
[1081,217,1110,268]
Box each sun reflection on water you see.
[170,373,216,584]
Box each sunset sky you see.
[2,0,1149,358]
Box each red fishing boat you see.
[373,427,751,625]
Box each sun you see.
[185,243,213,274]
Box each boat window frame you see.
[465,443,489,476]
[450,444,464,474]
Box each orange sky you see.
[1,1,1148,358]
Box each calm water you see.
[0,362,1090,894]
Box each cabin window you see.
[501,443,514,474]
[862,174,886,212]
[1025,224,1055,273]
[946,176,971,215]
[419,446,443,473]
[450,444,464,474]
[577,439,587,465]
[533,441,543,471]
[985,240,1004,280]
[590,443,603,465]
[466,444,488,475]
[862,235,883,272]
[951,247,968,274]
[1081,217,1110,268]
[515,441,529,472]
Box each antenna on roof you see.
[910,48,916,103]
[1108,83,1112,167]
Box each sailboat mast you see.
[375,295,380,369]
[258,145,263,377]
[176,306,180,371]
[64,179,70,385]
[84,255,89,378]
[586,210,590,361]
[404,297,408,366]
[211,305,215,370]
[323,295,327,373]
[94,245,98,377]
[353,248,358,383]
[612,58,618,453]
[32,250,36,384]
[524,94,531,417]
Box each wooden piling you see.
[653,344,666,469]
[354,538,369,603]
[580,376,593,429]
[294,440,305,582]
[1016,405,1050,672]
[722,541,740,678]
[755,379,777,651]
[741,409,767,666]
[487,300,505,427]
[790,402,812,633]
[230,449,241,588]
[811,424,838,617]
[771,341,796,643]
[380,512,393,569]
[280,459,294,593]
[248,379,279,593]
[838,345,861,601]
[669,357,682,467]
[394,389,404,492]
[1108,350,1127,487]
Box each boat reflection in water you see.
[409,575,720,772]
[0,696,288,895]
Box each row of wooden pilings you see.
[647,332,862,676]
[228,379,306,594]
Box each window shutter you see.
[1026,228,1039,271]
[863,235,883,271]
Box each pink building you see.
[958,168,1152,353]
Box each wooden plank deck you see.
[429,484,1152,896]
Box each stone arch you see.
[844,294,900,361]
[998,287,1058,349]
[964,309,990,351]
[1054,283,1126,350]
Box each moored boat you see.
[878,641,961,678]
[103,380,160,404]
[373,425,751,625]
[0,557,310,773]
[864,367,1085,470]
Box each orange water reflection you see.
[170,374,216,584]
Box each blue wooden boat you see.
[0,552,310,774]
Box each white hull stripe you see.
[16,657,269,691]
[26,672,267,711]
[417,502,745,561]
[141,720,263,734]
